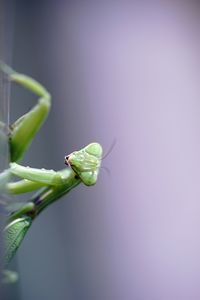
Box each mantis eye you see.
[64,155,70,165]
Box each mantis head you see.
[65,143,103,186]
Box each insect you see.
[0,62,103,266]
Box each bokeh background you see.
[2,0,200,299]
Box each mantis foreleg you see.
[0,62,51,162]
[7,163,74,194]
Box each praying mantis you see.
[0,62,102,267]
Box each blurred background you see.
[2,0,200,299]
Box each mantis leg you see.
[7,163,73,195]
[0,62,51,162]
[4,169,80,264]
[9,163,68,185]
[7,179,46,195]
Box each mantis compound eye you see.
[64,155,70,165]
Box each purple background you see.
[9,1,200,299]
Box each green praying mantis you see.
[0,62,103,267]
